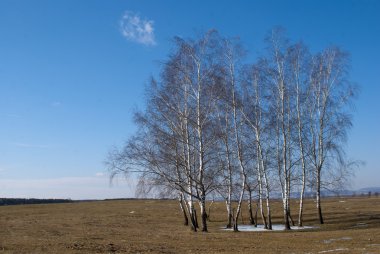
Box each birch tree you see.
[241,62,273,229]
[221,38,249,232]
[107,28,358,232]
[307,47,356,224]
[266,28,293,230]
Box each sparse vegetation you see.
[0,198,72,206]
[0,196,379,253]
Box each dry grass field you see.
[0,196,379,253]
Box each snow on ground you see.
[318,248,349,253]
[367,244,380,246]
[323,237,352,244]
[222,224,317,232]
[351,222,368,228]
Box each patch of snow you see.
[355,222,368,227]
[318,248,349,253]
[367,244,380,247]
[129,211,135,214]
[339,200,346,203]
[221,224,317,232]
[324,237,352,244]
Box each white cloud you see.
[51,101,62,107]
[0,113,21,118]
[11,142,49,149]
[0,176,136,200]
[120,11,156,46]
[95,172,105,177]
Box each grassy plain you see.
[0,196,379,253]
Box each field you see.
[0,196,379,253]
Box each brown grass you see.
[0,196,379,253]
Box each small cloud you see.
[11,142,49,149]
[95,172,105,177]
[0,176,136,199]
[120,11,156,46]
[0,113,21,118]
[51,101,62,107]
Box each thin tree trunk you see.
[283,199,291,230]
[298,189,305,227]
[288,206,295,226]
[195,59,208,232]
[254,201,259,227]
[295,77,307,227]
[298,151,306,226]
[262,169,272,229]
[183,192,197,231]
[240,205,244,225]
[229,58,246,232]
[207,199,214,221]
[257,158,268,229]
[186,175,197,231]
[258,140,272,230]
[297,150,306,227]
[193,207,199,229]
[224,124,233,228]
[233,179,245,232]
[199,197,208,232]
[189,202,198,231]
[179,193,188,226]
[225,198,232,228]
[183,81,197,232]
[286,173,295,226]
[248,188,255,225]
[317,168,324,224]
[282,127,291,230]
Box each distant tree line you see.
[107,28,358,232]
[0,198,72,206]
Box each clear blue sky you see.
[0,0,379,199]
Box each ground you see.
[0,196,379,253]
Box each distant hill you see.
[357,187,380,193]
[318,187,380,197]
[1,187,379,205]
[277,187,380,199]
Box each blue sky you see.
[0,0,379,199]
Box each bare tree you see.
[266,28,293,230]
[286,42,311,227]
[107,28,358,233]
[307,46,357,224]
[215,86,235,228]
[240,62,273,229]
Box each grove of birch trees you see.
[107,29,357,232]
